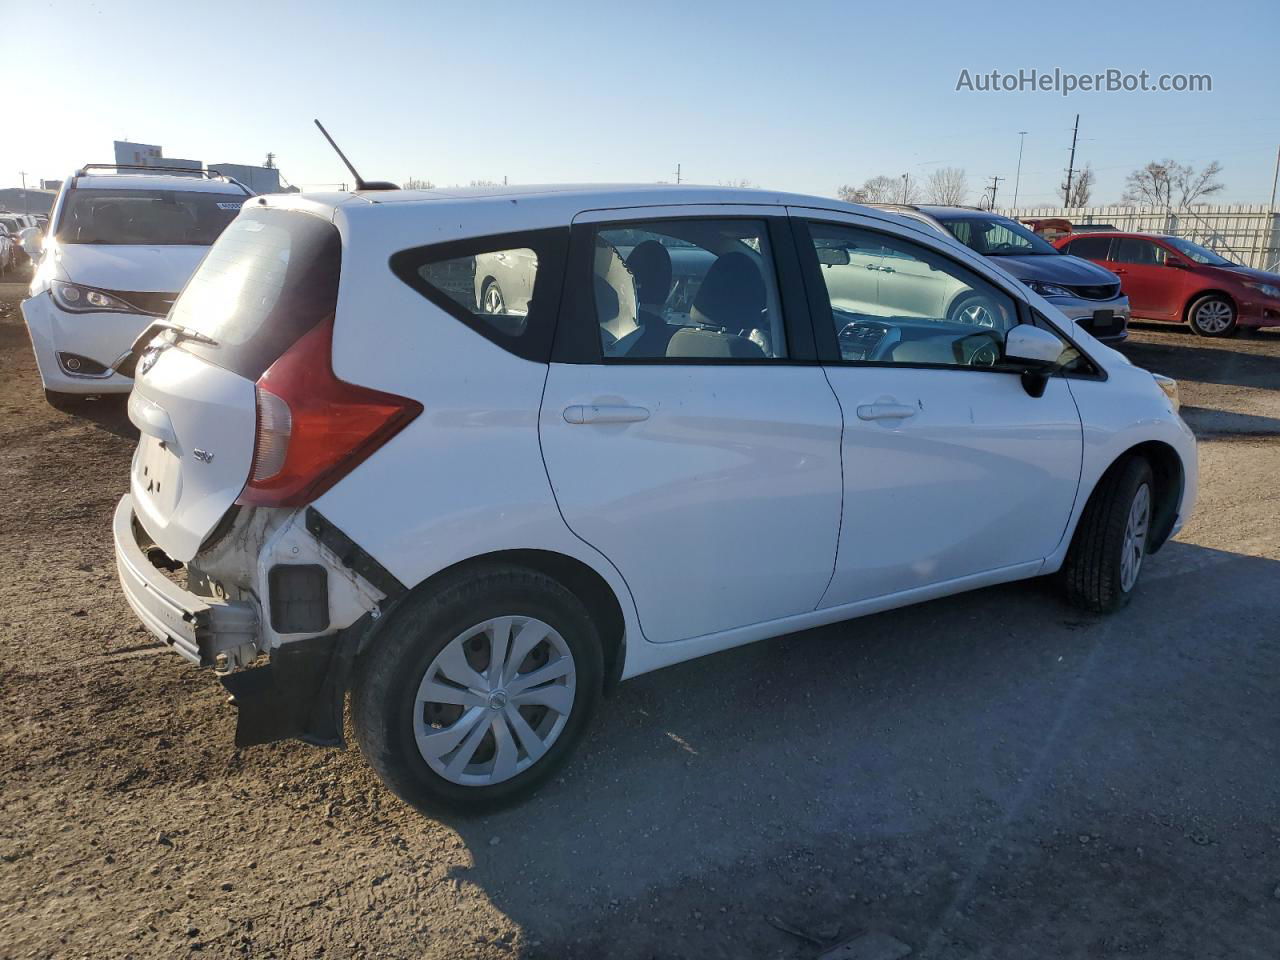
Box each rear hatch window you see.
[167,207,341,380]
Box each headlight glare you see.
[1026,280,1074,298]
[51,280,132,313]
[1244,281,1280,299]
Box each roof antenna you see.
[313,119,398,191]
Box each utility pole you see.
[1270,145,1279,209]
[264,152,276,169]
[1063,114,1080,206]
[1012,131,1028,209]
[987,175,1004,210]
[675,163,681,185]
[18,170,28,213]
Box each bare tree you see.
[403,177,435,190]
[925,167,969,205]
[468,179,501,188]
[838,174,916,204]
[1174,161,1225,207]
[1060,163,1094,207]
[717,179,756,189]
[1122,159,1224,208]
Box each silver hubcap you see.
[413,616,576,786]
[1120,483,1151,592]
[483,283,505,314]
[1194,300,1232,333]
[958,300,995,327]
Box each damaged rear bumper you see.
[113,493,386,747]
[113,494,258,666]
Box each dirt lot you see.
[1,280,1278,960]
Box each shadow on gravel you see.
[1179,405,1280,437]
[432,542,1280,958]
[56,395,136,440]
[1119,327,1280,390]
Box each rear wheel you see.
[1187,294,1237,337]
[352,564,603,814]
[1060,456,1154,613]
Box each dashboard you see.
[834,311,1004,367]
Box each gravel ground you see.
[1,281,1278,960]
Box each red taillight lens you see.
[236,318,422,507]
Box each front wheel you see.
[352,564,603,814]
[480,279,506,315]
[1060,456,1154,613]
[1187,294,1237,337]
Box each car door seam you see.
[534,361,650,644]
[815,364,846,609]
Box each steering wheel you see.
[955,330,1002,368]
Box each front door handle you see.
[563,404,651,425]
[856,402,916,421]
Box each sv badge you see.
[192,448,215,464]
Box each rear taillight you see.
[236,318,422,507]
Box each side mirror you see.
[1004,323,1065,398]
[1165,258,1190,269]
[18,227,42,261]
[815,245,851,267]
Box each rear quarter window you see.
[390,227,569,363]
[167,208,341,380]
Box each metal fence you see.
[998,204,1280,271]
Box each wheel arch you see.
[1089,440,1184,554]
[1182,288,1236,323]
[366,548,627,692]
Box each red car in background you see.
[1055,231,1280,337]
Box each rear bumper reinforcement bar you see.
[113,494,258,666]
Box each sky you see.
[4,0,1279,208]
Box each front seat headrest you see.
[625,240,672,308]
[689,252,765,334]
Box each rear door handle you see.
[856,402,916,421]
[563,404,651,425]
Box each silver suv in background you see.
[876,205,1130,342]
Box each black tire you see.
[351,563,603,815]
[1187,294,1237,337]
[1060,456,1154,613]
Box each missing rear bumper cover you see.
[304,507,406,600]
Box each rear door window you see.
[167,208,341,380]
[588,219,789,361]
[1115,237,1166,265]
[1065,236,1112,259]
[390,228,569,362]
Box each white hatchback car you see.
[21,165,250,405]
[112,184,1196,813]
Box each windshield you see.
[944,216,1060,256]
[56,189,246,245]
[1163,235,1235,266]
